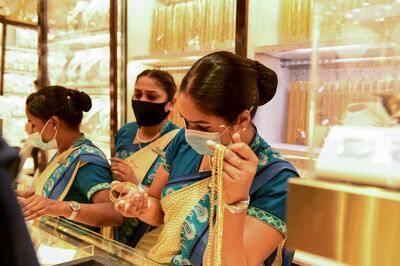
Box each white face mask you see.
[184,126,230,155]
[26,119,58,150]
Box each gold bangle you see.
[109,182,140,204]
[224,196,250,214]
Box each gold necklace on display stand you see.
[206,143,227,266]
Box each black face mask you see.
[131,100,170,127]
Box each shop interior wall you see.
[126,0,156,122]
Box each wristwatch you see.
[67,201,80,220]
[224,196,250,214]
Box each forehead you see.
[178,92,224,124]
[135,76,166,93]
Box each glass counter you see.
[29,217,160,266]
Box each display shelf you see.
[48,28,109,43]
[48,29,121,51]
[129,48,235,67]
[67,83,110,89]
[6,45,38,53]
[255,39,400,65]
[2,91,34,97]
[4,69,37,76]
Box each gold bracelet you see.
[109,182,140,204]
[224,196,250,214]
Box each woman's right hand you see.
[112,182,149,218]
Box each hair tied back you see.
[68,88,92,112]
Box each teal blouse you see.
[114,121,178,186]
[48,135,112,232]
[114,121,178,245]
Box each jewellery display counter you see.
[29,216,160,265]
[126,0,236,127]
[252,0,400,265]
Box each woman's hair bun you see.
[68,89,92,112]
[252,60,278,106]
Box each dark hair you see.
[180,51,278,123]
[136,69,177,101]
[26,85,92,129]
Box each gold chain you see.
[206,143,227,266]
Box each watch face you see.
[70,201,80,211]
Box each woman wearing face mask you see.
[110,69,179,247]
[114,51,299,265]
[17,86,122,232]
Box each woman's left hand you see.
[18,194,66,221]
[110,157,139,184]
[207,133,259,205]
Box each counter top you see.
[28,217,160,266]
[287,178,400,266]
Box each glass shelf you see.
[6,45,38,53]
[4,69,38,76]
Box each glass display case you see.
[0,25,38,147]
[29,216,160,265]
[281,1,400,265]
[0,0,126,157]
[308,0,400,180]
[249,0,399,178]
[248,0,314,177]
[127,0,236,127]
[45,0,126,157]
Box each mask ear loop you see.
[39,119,51,136]
[218,124,231,136]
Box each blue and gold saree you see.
[146,129,298,265]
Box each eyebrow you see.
[179,111,209,124]
[134,88,160,94]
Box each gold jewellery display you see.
[287,79,400,146]
[280,0,313,41]
[151,0,236,53]
[206,143,227,266]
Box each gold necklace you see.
[206,143,226,266]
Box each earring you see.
[242,127,246,132]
